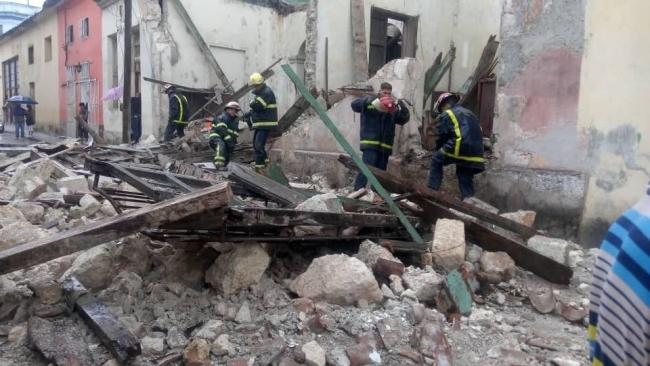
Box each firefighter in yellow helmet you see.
[243,72,277,171]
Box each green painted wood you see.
[446,270,472,316]
[281,64,424,244]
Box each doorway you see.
[368,7,418,76]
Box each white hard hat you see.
[225,101,241,111]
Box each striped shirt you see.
[588,185,650,366]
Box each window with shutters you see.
[65,25,74,44]
[81,18,89,39]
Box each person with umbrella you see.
[12,103,27,139]
[6,96,38,139]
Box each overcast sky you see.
[14,0,46,7]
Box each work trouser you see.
[427,151,484,199]
[209,135,234,166]
[131,114,142,143]
[77,120,89,140]
[163,121,185,142]
[253,128,271,169]
[14,118,25,138]
[353,148,391,191]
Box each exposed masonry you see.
[304,0,317,89]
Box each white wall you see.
[0,9,60,132]
[100,0,141,141]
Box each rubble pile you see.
[0,141,594,366]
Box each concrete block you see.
[527,235,570,265]
[56,176,89,193]
[431,219,466,271]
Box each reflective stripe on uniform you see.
[360,139,392,150]
[441,150,485,162]
[446,109,462,156]
[442,109,485,163]
[255,97,267,107]
[224,135,232,141]
[266,104,277,108]
[208,133,220,138]
[227,129,239,136]
[215,123,228,128]
[173,95,187,124]
[252,121,278,128]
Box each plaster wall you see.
[99,0,141,142]
[127,0,306,139]
[577,0,650,246]
[0,9,60,132]
[57,0,103,134]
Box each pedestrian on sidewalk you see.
[588,182,650,366]
[12,103,26,139]
[130,94,142,144]
[77,103,89,142]
[25,105,35,137]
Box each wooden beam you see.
[413,196,572,284]
[423,45,456,107]
[142,76,214,94]
[188,59,281,121]
[168,0,231,91]
[270,89,319,138]
[227,207,418,228]
[338,155,537,239]
[229,163,308,207]
[350,0,368,82]
[0,152,30,171]
[283,64,424,244]
[63,277,141,362]
[0,182,233,275]
[75,116,107,145]
[459,35,499,103]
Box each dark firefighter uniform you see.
[209,111,239,167]
[428,105,485,199]
[163,91,190,141]
[248,84,278,169]
[351,96,410,190]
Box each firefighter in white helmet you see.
[243,72,277,172]
[209,101,241,169]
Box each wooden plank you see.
[459,35,499,103]
[75,115,107,145]
[63,277,141,362]
[168,0,231,90]
[423,46,456,106]
[143,76,214,94]
[0,146,32,157]
[227,207,417,228]
[379,239,428,253]
[0,182,233,275]
[110,163,174,201]
[350,0,368,82]
[283,64,424,244]
[0,152,30,171]
[340,156,572,284]
[164,172,195,192]
[229,162,307,207]
[414,196,572,285]
[270,89,319,138]
[338,154,537,239]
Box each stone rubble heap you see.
[0,152,594,366]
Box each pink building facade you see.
[57,0,102,135]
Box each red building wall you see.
[57,0,102,132]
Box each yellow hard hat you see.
[249,72,264,86]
